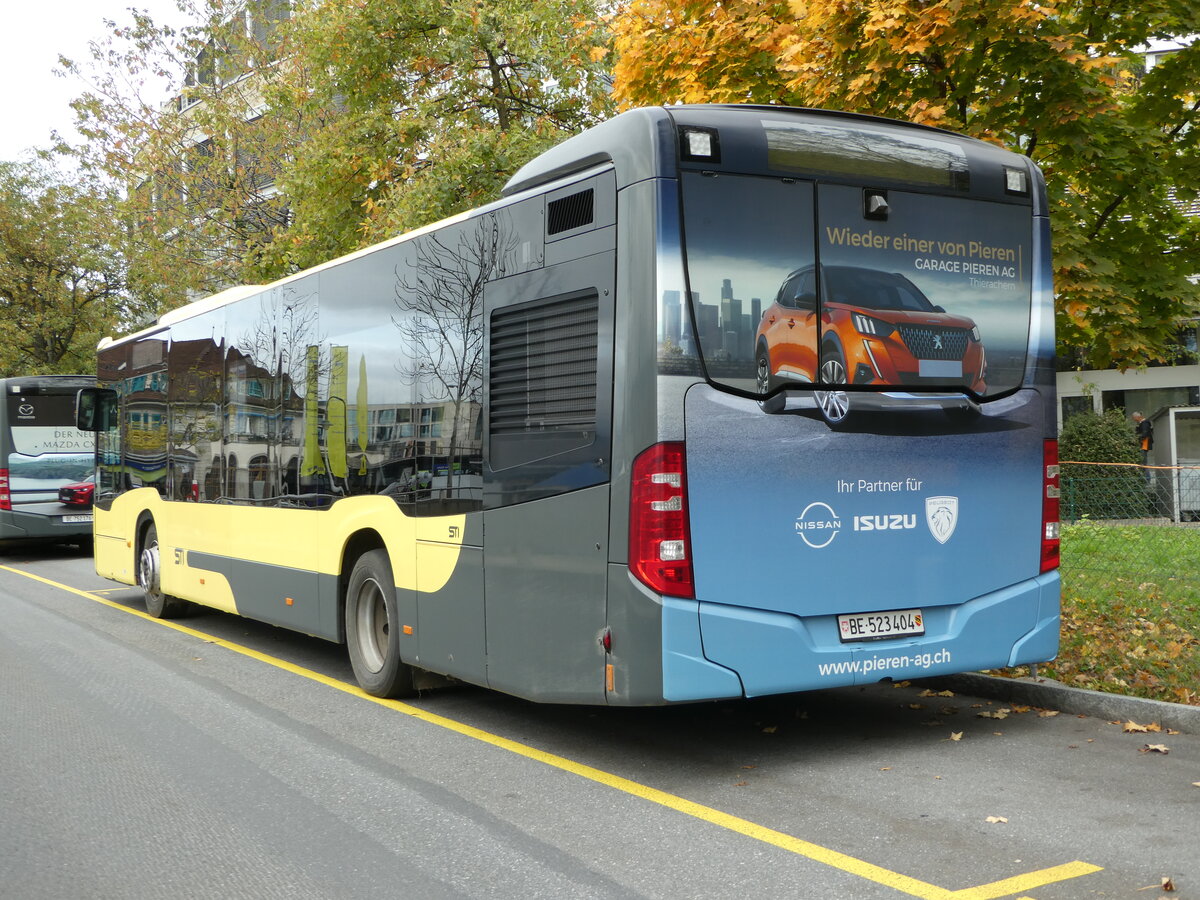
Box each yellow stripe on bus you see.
[93,491,467,601]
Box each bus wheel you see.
[138,524,188,618]
[345,549,416,698]
[816,351,852,427]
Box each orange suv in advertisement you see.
[755,265,986,424]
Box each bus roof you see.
[105,104,1044,350]
[504,104,1044,213]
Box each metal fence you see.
[1060,465,1200,604]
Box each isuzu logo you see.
[925,496,959,544]
[854,513,917,532]
[795,501,841,549]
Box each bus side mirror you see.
[76,387,117,431]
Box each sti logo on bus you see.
[926,496,959,544]
[795,502,841,549]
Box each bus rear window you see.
[678,171,1034,401]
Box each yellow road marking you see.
[5,566,1103,898]
[949,861,1103,899]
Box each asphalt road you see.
[2,545,1197,899]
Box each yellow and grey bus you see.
[77,104,1060,704]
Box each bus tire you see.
[139,524,189,618]
[345,549,417,698]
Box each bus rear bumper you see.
[671,571,1060,698]
[0,507,94,545]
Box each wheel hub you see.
[138,544,160,593]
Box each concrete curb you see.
[923,672,1200,734]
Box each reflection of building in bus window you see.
[250,455,270,500]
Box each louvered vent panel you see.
[490,294,599,436]
[547,189,595,236]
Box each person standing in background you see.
[1132,412,1153,482]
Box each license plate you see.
[838,608,924,642]
[918,359,961,379]
[61,515,93,524]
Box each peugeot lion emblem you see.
[925,496,959,544]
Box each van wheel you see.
[345,549,417,698]
[816,351,852,427]
[756,348,785,414]
[138,524,189,618]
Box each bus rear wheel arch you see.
[344,548,417,698]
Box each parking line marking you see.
[7,566,1104,899]
[951,861,1103,898]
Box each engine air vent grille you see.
[490,293,599,436]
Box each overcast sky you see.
[0,1,188,163]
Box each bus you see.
[1,375,96,548]
[76,104,1060,704]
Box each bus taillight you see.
[1042,440,1060,572]
[0,468,10,511]
[629,442,695,598]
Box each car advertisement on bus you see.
[664,169,1056,699]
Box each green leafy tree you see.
[0,160,123,375]
[60,0,298,310]
[61,0,614,306]
[609,2,1200,370]
[255,0,615,276]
